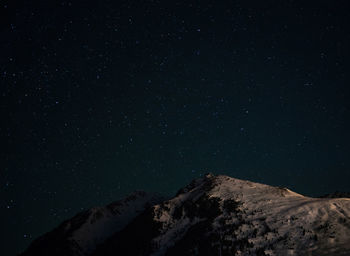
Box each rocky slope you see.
[20,174,350,256]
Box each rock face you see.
[20,174,350,256]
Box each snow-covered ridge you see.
[20,191,164,256]
[20,174,350,256]
[148,174,350,255]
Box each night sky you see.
[1,1,350,255]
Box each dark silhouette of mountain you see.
[320,192,350,199]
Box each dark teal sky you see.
[1,1,350,255]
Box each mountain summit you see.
[20,174,350,256]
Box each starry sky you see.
[1,1,350,255]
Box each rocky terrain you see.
[20,174,350,256]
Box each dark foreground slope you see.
[19,191,163,256]
[20,174,350,256]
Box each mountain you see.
[320,192,350,199]
[19,191,164,256]
[20,174,350,256]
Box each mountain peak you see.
[20,175,350,256]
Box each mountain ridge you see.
[20,174,350,256]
